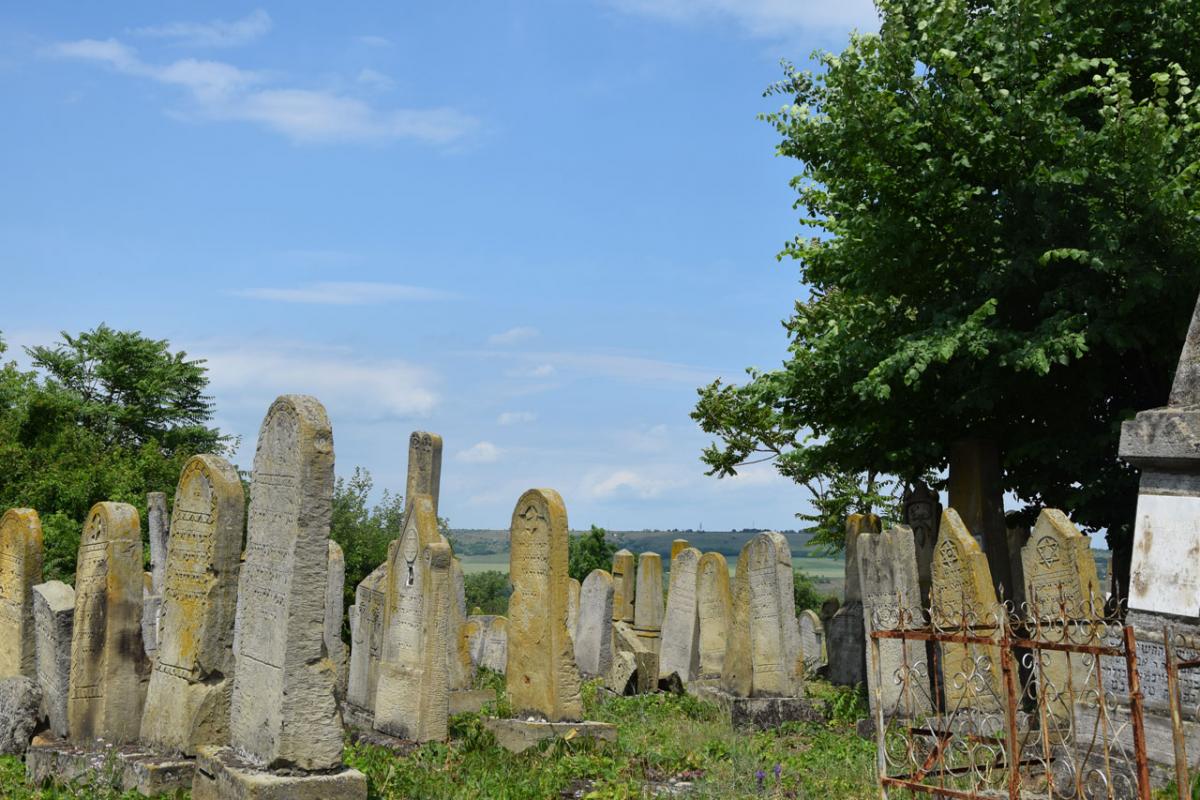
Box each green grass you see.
[2,679,878,800]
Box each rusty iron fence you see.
[867,591,1160,799]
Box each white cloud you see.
[488,326,539,346]
[498,411,537,425]
[356,68,395,90]
[46,38,478,145]
[132,9,273,48]
[231,282,450,305]
[584,466,688,500]
[609,0,879,37]
[458,441,501,463]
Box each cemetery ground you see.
[0,675,879,799]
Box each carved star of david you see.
[519,504,547,536]
[1036,536,1060,567]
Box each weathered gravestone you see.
[326,540,347,699]
[407,432,443,516]
[659,547,701,683]
[931,508,1002,712]
[828,514,880,687]
[448,557,476,695]
[902,482,940,608]
[346,562,387,711]
[140,454,244,754]
[721,532,803,698]
[0,508,43,680]
[858,525,931,717]
[611,549,636,623]
[147,492,170,594]
[798,610,825,672]
[696,552,732,680]
[68,501,148,744]
[506,489,583,721]
[632,552,664,651]
[33,580,73,738]
[466,615,509,674]
[575,570,613,678]
[670,539,690,560]
[567,577,581,644]
[375,496,448,738]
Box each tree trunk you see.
[947,438,1014,603]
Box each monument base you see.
[25,735,194,797]
[689,685,825,730]
[192,746,367,800]
[481,718,617,753]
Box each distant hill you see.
[448,528,822,559]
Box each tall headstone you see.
[721,532,803,697]
[326,540,348,699]
[375,496,446,737]
[506,489,582,721]
[147,492,170,594]
[68,502,148,744]
[575,570,614,678]
[0,508,43,679]
[798,610,825,672]
[140,454,244,754]
[696,552,732,680]
[827,513,880,687]
[902,482,940,607]
[611,549,636,623]
[33,580,73,738]
[407,432,443,517]
[346,562,388,711]
[632,552,664,650]
[931,508,1002,711]
[858,525,931,716]
[228,395,342,770]
[567,577,581,643]
[659,547,701,683]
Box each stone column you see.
[0,508,43,680]
[611,549,636,623]
[632,552,664,652]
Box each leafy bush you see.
[568,525,618,583]
[463,570,511,615]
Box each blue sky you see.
[1,2,880,531]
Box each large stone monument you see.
[194,395,365,800]
[140,454,244,754]
[575,569,614,678]
[931,508,1002,711]
[611,549,636,623]
[659,546,701,683]
[68,502,148,744]
[0,508,44,680]
[696,552,732,680]
[407,432,443,515]
[32,581,74,738]
[828,514,880,686]
[858,525,931,716]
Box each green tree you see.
[568,525,618,583]
[693,0,1200,587]
[464,570,512,615]
[330,467,404,625]
[793,569,826,613]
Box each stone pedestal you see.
[25,735,194,797]
[480,718,616,754]
[192,746,367,800]
[689,684,824,730]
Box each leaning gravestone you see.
[0,508,43,680]
[931,508,1002,711]
[68,502,148,744]
[858,525,931,717]
[659,547,701,683]
[347,562,387,711]
[194,395,364,799]
[140,454,244,754]
[575,569,614,678]
[32,580,73,738]
[633,552,664,651]
[611,549,636,623]
[326,540,348,699]
[506,489,582,721]
[828,514,880,687]
[798,610,825,672]
[696,552,732,680]
[448,557,476,695]
[407,432,443,516]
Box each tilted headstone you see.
[931,508,1002,711]
[633,552,664,637]
[659,547,701,683]
[721,532,803,697]
[858,525,931,716]
[141,454,244,754]
[611,549,636,623]
[407,432,443,517]
[326,540,348,699]
[567,577,581,644]
[828,514,880,687]
[346,562,388,710]
[229,395,343,770]
[506,489,582,721]
[448,557,474,692]
[0,508,43,679]
[798,610,825,672]
[575,570,614,678]
[375,496,446,737]
[902,482,940,608]
[147,492,170,594]
[696,552,732,680]
[33,580,73,738]
[68,502,148,744]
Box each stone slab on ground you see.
[481,717,617,754]
[689,684,825,731]
[25,735,194,797]
[192,746,367,800]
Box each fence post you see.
[869,627,888,800]
[998,611,1021,800]
[1124,625,1154,800]
[1164,626,1191,800]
